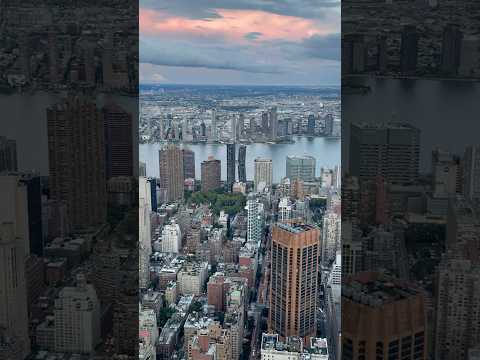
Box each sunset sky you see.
[140,0,340,86]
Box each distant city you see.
[139,85,341,360]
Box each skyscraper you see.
[103,103,133,178]
[268,223,320,340]
[246,194,262,243]
[238,145,246,183]
[254,158,273,192]
[269,106,278,141]
[342,273,427,360]
[400,25,418,75]
[441,24,463,76]
[463,145,480,200]
[227,143,236,190]
[286,155,316,182]
[47,96,107,231]
[211,109,218,142]
[201,156,221,192]
[18,172,43,256]
[349,122,420,184]
[182,148,196,180]
[307,114,316,135]
[159,144,184,203]
[0,136,17,172]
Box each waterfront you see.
[140,136,341,183]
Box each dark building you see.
[147,178,157,212]
[47,96,107,231]
[0,136,17,172]
[19,173,43,256]
[324,114,334,136]
[441,24,463,76]
[307,114,316,135]
[262,112,269,134]
[182,148,195,180]
[400,25,418,75]
[349,122,420,184]
[226,143,236,190]
[200,122,206,137]
[201,156,221,192]
[238,145,246,183]
[159,144,184,203]
[103,103,133,178]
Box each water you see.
[140,137,341,183]
[343,77,480,172]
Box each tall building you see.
[286,155,316,182]
[103,103,133,178]
[441,24,463,76]
[269,107,278,141]
[254,158,273,192]
[400,25,418,75]
[246,194,263,244]
[201,156,221,192]
[211,109,218,142]
[463,145,480,200]
[159,144,184,203]
[238,145,246,183]
[0,136,17,172]
[322,211,340,265]
[342,272,427,360]
[432,149,461,198]
[307,114,316,135]
[47,96,107,231]
[0,223,30,359]
[182,148,196,180]
[161,220,182,253]
[54,275,101,354]
[269,223,320,339]
[227,143,236,190]
[18,173,43,256]
[349,122,420,184]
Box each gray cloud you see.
[140,38,283,74]
[302,33,340,61]
[244,32,263,41]
[140,0,340,20]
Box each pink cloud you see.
[140,8,331,42]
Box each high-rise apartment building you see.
[342,272,427,360]
[103,103,133,178]
[254,158,273,192]
[47,96,107,231]
[286,155,316,182]
[400,25,418,75]
[159,144,184,203]
[227,143,236,190]
[463,145,480,200]
[211,109,218,142]
[269,107,278,141]
[269,223,320,339]
[432,149,462,198]
[238,145,247,183]
[0,136,17,172]
[161,220,182,253]
[349,122,420,184]
[54,275,101,354]
[182,148,196,180]
[246,194,263,244]
[441,24,463,76]
[201,156,221,192]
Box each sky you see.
[139,0,340,86]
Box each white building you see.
[278,197,292,222]
[261,333,329,359]
[54,274,101,353]
[161,220,182,253]
[254,158,273,192]
[177,261,208,296]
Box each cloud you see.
[244,31,263,41]
[140,38,283,74]
[302,33,341,61]
[140,0,340,20]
